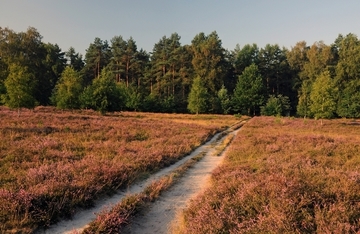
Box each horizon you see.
[1,1,360,56]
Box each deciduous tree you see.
[2,64,37,109]
[80,67,124,114]
[232,64,265,116]
[261,94,291,116]
[51,66,82,109]
[310,70,337,122]
[187,76,208,114]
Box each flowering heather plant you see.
[176,117,360,233]
[83,151,207,233]
[0,107,238,232]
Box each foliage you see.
[337,79,360,118]
[232,64,265,115]
[51,66,83,109]
[261,94,291,116]
[1,26,360,118]
[310,70,337,120]
[191,31,227,96]
[187,76,208,114]
[0,27,66,106]
[82,37,111,85]
[81,67,124,114]
[1,63,37,109]
[217,85,231,114]
[297,79,313,118]
[124,84,141,111]
[233,43,259,75]
[258,44,293,97]
[65,47,84,72]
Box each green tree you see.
[335,33,360,84]
[51,66,83,109]
[310,70,337,123]
[191,31,227,99]
[337,79,360,118]
[286,41,309,78]
[334,34,360,118]
[110,35,127,83]
[303,41,333,82]
[174,44,194,112]
[261,94,291,116]
[233,43,259,76]
[258,44,292,96]
[147,33,191,112]
[232,64,265,116]
[82,37,111,85]
[297,79,312,118]
[0,27,65,106]
[0,59,8,104]
[125,85,141,111]
[65,47,84,72]
[40,43,67,105]
[217,85,231,114]
[80,67,124,114]
[2,64,37,109]
[187,76,208,114]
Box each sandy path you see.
[36,124,241,234]
[122,128,241,234]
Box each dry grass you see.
[0,107,239,232]
[176,117,360,233]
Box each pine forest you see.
[1,27,360,119]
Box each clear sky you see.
[1,0,359,56]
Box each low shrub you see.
[177,117,360,233]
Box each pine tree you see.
[65,47,84,72]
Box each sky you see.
[1,0,360,56]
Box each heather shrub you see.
[0,107,240,232]
[177,117,360,233]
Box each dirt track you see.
[38,122,244,234]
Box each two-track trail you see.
[38,121,246,234]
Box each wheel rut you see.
[37,121,246,234]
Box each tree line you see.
[0,26,359,118]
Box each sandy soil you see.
[121,128,241,234]
[37,124,242,234]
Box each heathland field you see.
[177,117,360,233]
[0,107,239,232]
